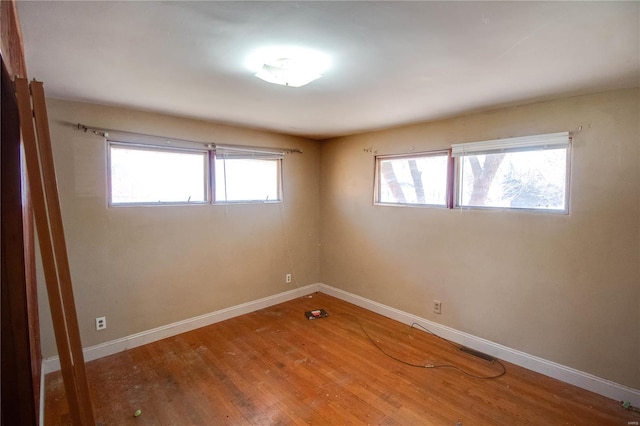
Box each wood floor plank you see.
[45,292,640,425]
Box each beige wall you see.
[39,90,639,391]
[319,89,640,389]
[38,99,320,357]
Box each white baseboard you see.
[318,283,640,407]
[42,281,639,407]
[42,283,321,374]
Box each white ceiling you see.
[17,1,640,140]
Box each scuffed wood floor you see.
[45,292,639,425]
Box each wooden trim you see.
[15,77,82,425]
[30,81,95,425]
[1,57,38,426]
[15,78,95,426]
[1,1,41,423]
[23,172,41,425]
[0,0,27,78]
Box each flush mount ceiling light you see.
[245,46,331,88]
[255,57,322,87]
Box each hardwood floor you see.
[45,292,639,425]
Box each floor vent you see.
[460,346,496,362]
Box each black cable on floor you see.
[338,312,506,379]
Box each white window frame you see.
[107,142,210,206]
[213,146,284,204]
[374,150,451,208]
[452,132,571,214]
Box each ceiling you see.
[17,1,640,140]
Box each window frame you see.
[107,141,211,207]
[373,149,452,208]
[212,154,284,204]
[452,133,572,214]
[373,132,572,214]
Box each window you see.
[375,151,449,207]
[452,132,570,212]
[109,143,209,205]
[214,147,283,203]
[108,141,286,206]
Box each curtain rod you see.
[74,123,303,154]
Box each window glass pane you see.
[110,145,207,204]
[215,158,281,202]
[377,153,448,206]
[458,148,567,210]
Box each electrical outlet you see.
[433,300,442,315]
[96,316,107,331]
[285,273,292,283]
